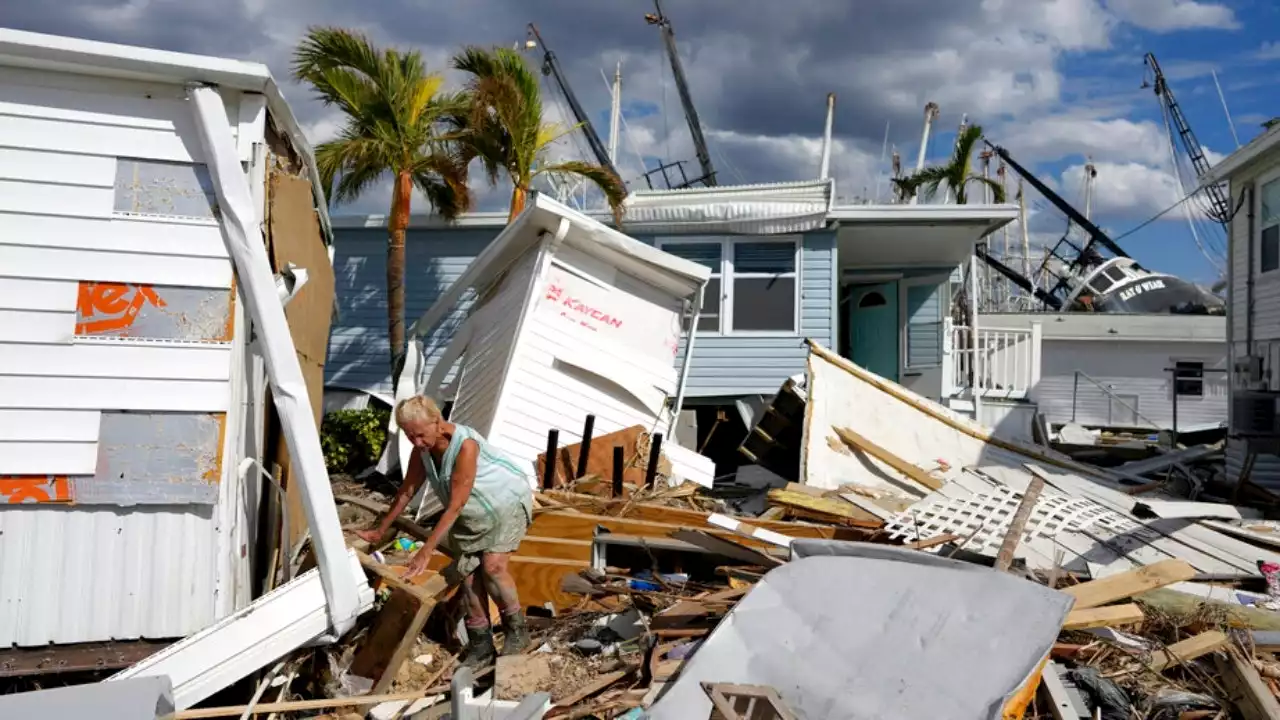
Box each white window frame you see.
[1171,357,1207,401]
[655,236,802,336]
[1256,167,1280,277]
[899,274,950,374]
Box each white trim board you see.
[0,342,233,381]
[0,376,230,412]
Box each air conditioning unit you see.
[1233,390,1280,437]
[1236,355,1265,385]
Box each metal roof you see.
[1202,123,1280,184]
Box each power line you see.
[1110,185,1214,244]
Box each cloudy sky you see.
[9,0,1278,283]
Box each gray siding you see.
[326,227,496,399]
[658,232,836,399]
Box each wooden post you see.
[543,429,559,490]
[994,474,1044,572]
[612,446,624,497]
[644,432,664,488]
[577,414,595,479]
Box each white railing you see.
[948,321,1042,400]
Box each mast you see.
[1019,178,1031,282]
[608,61,622,165]
[910,102,940,205]
[646,0,716,186]
[819,93,835,180]
[526,23,624,186]
[1143,52,1229,224]
[1082,160,1097,221]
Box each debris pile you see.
[101,342,1280,718]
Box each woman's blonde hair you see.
[395,395,442,427]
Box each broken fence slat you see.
[832,426,943,491]
[994,474,1045,572]
[1146,630,1229,673]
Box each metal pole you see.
[576,414,595,478]
[543,429,559,490]
[643,432,664,488]
[1072,371,1079,423]
[1170,367,1179,446]
[612,446,624,497]
[669,283,704,438]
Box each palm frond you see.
[963,176,1006,204]
[292,27,385,85]
[314,134,390,204]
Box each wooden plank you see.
[174,689,443,718]
[1214,651,1280,720]
[706,514,795,549]
[0,410,99,442]
[0,310,74,343]
[518,536,593,562]
[554,668,633,708]
[0,441,98,475]
[0,342,232,381]
[411,550,591,611]
[1062,559,1197,609]
[0,376,229,412]
[995,474,1045,572]
[1061,604,1145,630]
[532,510,791,551]
[764,488,884,527]
[906,533,961,550]
[0,213,227,258]
[833,426,943,491]
[0,244,232,289]
[0,278,78,312]
[1147,630,1228,672]
[541,492,844,539]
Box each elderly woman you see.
[356,395,534,666]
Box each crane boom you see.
[1144,52,1229,225]
[527,24,624,188]
[646,0,716,186]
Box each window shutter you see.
[905,283,943,369]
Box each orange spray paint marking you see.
[0,476,72,504]
[75,282,166,335]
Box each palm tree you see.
[450,46,627,223]
[293,27,472,373]
[892,125,1006,204]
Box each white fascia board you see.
[1202,126,1280,185]
[110,551,376,710]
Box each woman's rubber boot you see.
[461,625,497,669]
[500,611,531,656]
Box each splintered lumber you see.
[833,426,944,491]
[994,474,1045,572]
[1061,603,1145,630]
[1146,630,1229,672]
[764,488,883,528]
[531,511,804,550]
[338,494,432,540]
[539,492,853,539]
[554,667,634,708]
[353,553,453,694]
[906,533,961,550]
[536,425,649,489]
[1215,651,1280,720]
[1061,559,1197,609]
[1137,588,1280,631]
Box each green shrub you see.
[321,407,391,475]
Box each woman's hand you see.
[403,546,434,578]
[353,527,386,545]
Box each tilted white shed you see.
[391,193,715,494]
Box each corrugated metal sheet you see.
[0,505,218,646]
[622,179,833,235]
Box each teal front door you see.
[849,282,899,380]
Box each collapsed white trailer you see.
[0,29,371,708]
[390,193,715,495]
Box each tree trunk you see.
[387,171,413,375]
[507,184,527,224]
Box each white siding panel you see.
[0,309,75,343]
[0,441,98,475]
[0,114,201,163]
[0,148,116,186]
[0,409,100,441]
[0,342,232,381]
[0,278,77,311]
[0,213,226,257]
[0,178,112,216]
[0,72,198,128]
[1255,273,1280,342]
[0,244,233,288]
[0,377,229,412]
[0,504,218,646]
